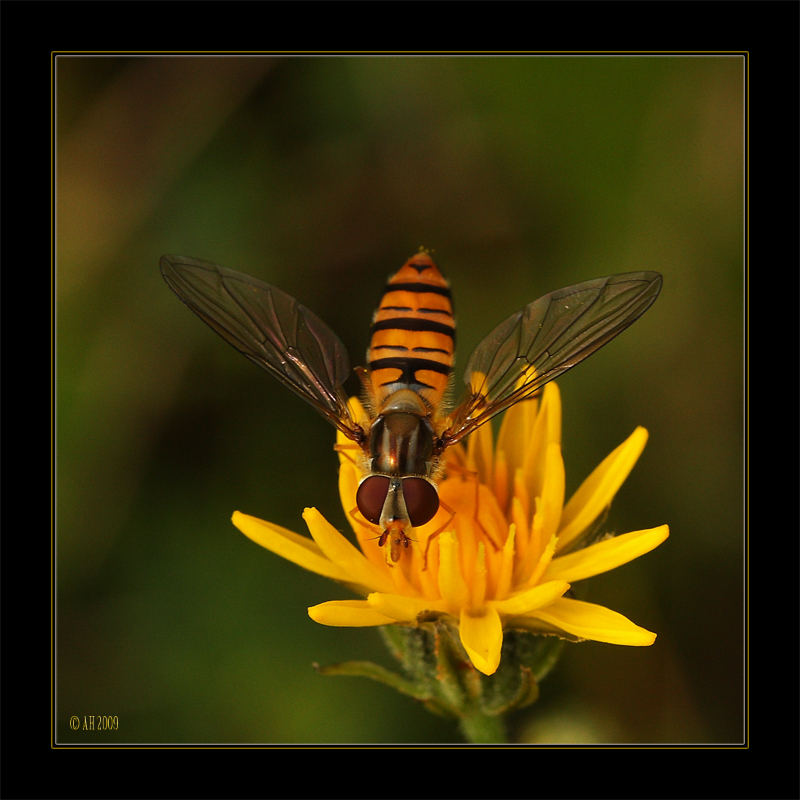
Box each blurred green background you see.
[56,55,744,744]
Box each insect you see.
[161,252,662,563]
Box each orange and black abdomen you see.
[368,253,455,409]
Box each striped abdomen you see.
[368,253,455,410]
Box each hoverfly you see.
[161,252,661,563]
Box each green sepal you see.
[505,629,566,683]
[314,623,566,743]
[312,659,455,718]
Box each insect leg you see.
[420,498,457,572]
[334,442,362,465]
[348,506,380,535]
[440,461,503,551]
[469,470,502,551]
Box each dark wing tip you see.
[159,254,177,280]
[623,269,663,293]
[160,254,217,279]
[160,254,190,273]
[606,270,662,288]
[629,270,663,309]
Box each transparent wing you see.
[442,272,662,447]
[160,255,364,441]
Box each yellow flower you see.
[233,382,668,677]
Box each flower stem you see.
[458,708,508,744]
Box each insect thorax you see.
[368,390,436,477]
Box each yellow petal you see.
[540,380,562,447]
[338,455,361,528]
[497,393,539,481]
[524,532,558,590]
[344,396,368,431]
[302,508,396,594]
[469,369,488,396]
[367,592,446,622]
[557,426,648,551]
[493,447,509,514]
[336,398,367,532]
[511,493,531,577]
[308,599,395,627]
[466,413,494,485]
[524,382,562,504]
[494,523,516,600]
[529,442,565,565]
[527,597,657,646]
[459,605,503,675]
[492,579,569,616]
[437,532,470,609]
[233,511,355,584]
[546,525,669,583]
[470,542,488,611]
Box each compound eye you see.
[402,477,439,527]
[356,476,390,525]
